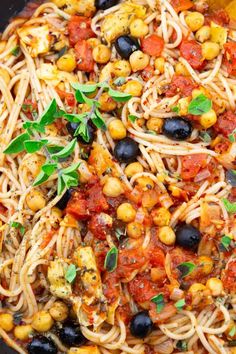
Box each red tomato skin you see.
[128,274,158,303]
[56,89,76,107]
[222,260,236,292]
[180,40,206,71]
[87,184,109,213]
[103,272,120,304]
[75,40,94,72]
[141,35,164,57]
[88,213,112,240]
[170,0,193,12]
[116,248,147,280]
[205,9,230,27]
[66,195,89,220]
[224,43,236,76]
[214,110,236,136]
[165,75,197,97]
[180,154,207,180]
[68,16,95,46]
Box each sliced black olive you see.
[56,188,74,210]
[58,322,87,347]
[95,0,120,10]
[27,335,57,354]
[114,137,139,163]
[115,35,140,60]
[176,224,201,249]
[66,122,95,145]
[226,170,236,187]
[163,117,193,141]
[130,311,153,339]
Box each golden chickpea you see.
[189,283,206,294]
[0,40,6,54]
[178,97,191,116]
[117,203,136,222]
[195,26,211,43]
[108,119,127,140]
[192,87,207,98]
[130,19,149,38]
[175,62,189,76]
[112,60,131,77]
[206,278,223,296]
[56,53,76,72]
[23,154,46,178]
[129,50,150,72]
[92,44,111,64]
[200,109,217,129]
[14,325,33,341]
[136,176,154,190]
[202,41,220,60]
[50,207,63,228]
[26,189,46,212]
[158,226,176,246]
[125,162,144,178]
[185,12,204,32]
[0,68,10,85]
[99,92,117,112]
[198,256,213,275]
[13,81,30,97]
[127,221,143,239]
[87,38,101,48]
[146,117,163,133]
[152,207,171,226]
[0,313,14,332]
[154,57,165,73]
[103,177,124,197]
[123,80,143,97]
[31,311,54,332]
[49,301,69,322]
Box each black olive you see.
[162,117,193,141]
[27,336,57,354]
[56,188,74,210]
[115,35,140,60]
[176,224,201,249]
[66,122,95,145]
[226,170,236,187]
[58,322,87,347]
[130,311,153,339]
[95,0,120,10]
[114,137,139,163]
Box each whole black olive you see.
[130,311,153,339]
[176,224,201,249]
[226,170,236,187]
[58,322,87,347]
[66,122,95,145]
[115,35,140,60]
[56,188,74,210]
[95,0,120,10]
[114,137,139,163]
[163,117,193,141]
[27,336,57,354]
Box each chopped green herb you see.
[220,235,232,252]
[65,264,77,283]
[229,129,236,143]
[172,106,180,114]
[128,115,138,123]
[10,221,25,236]
[199,131,212,143]
[229,326,236,337]
[24,139,48,154]
[177,262,196,278]
[176,340,188,352]
[222,198,236,214]
[188,94,212,115]
[113,77,126,86]
[11,46,20,57]
[108,87,132,102]
[175,298,186,310]
[151,293,165,313]
[104,247,118,272]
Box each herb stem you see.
[84,80,108,124]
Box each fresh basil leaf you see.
[188,94,212,115]
[24,139,48,153]
[177,262,196,278]
[42,162,57,176]
[151,293,165,313]
[199,131,212,143]
[57,174,66,195]
[39,99,57,126]
[113,77,126,86]
[51,138,77,159]
[128,115,138,123]
[72,82,98,93]
[104,247,118,272]
[222,198,236,214]
[11,46,20,57]
[4,132,31,154]
[176,341,188,352]
[10,221,25,236]
[65,264,77,283]
[172,106,180,114]
[75,122,89,142]
[61,162,81,175]
[108,87,132,102]
[175,298,185,310]
[229,326,236,337]
[33,170,50,187]
[92,109,106,131]
[219,235,232,251]
[63,113,87,124]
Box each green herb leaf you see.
[10,221,25,236]
[65,264,77,283]
[11,46,20,57]
[151,293,165,313]
[60,162,81,175]
[188,94,212,115]
[92,109,106,131]
[220,235,232,251]
[176,340,188,352]
[4,132,31,154]
[23,121,46,134]
[75,122,89,142]
[51,138,77,159]
[72,82,98,93]
[24,139,48,153]
[229,326,236,337]
[199,131,212,143]
[39,99,57,126]
[58,174,66,195]
[108,87,132,102]
[128,115,138,123]
[42,162,58,176]
[46,145,64,154]
[104,247,118,272]
[75,90,95,107]
[222,198,236,214]
[33,170,50,187]
[63,113,87,124]
[175,298,186,310]
[62,172,78,189]
[172,106,180,114]
[177,262,196,278]
[113,77,126,86]
[229,129,236,143]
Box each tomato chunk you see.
[66,194,89,220]
[103,272,120,304]
[68,16,95,46]
[141,35,164,57]
[141,65,154,82]
[56,89,76,107]
[88,213,112,240]
[128,274,158,303]
[165,75,197,97]
[180,154,207,180]
[170,0,193,12]
[117,248,147,280]
[149,302,177,324]
[75,40,94,72]
[214,110,236,137]
[180,40,205,71]
[222,260,236,292]
[224,43,236,76]
[87,183,109,213]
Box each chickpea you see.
[117,203,136,222]
[99,92,117,112]
[23,154,46,178]
[175,62,189,76]
[206,278,223,296]
[31,311,54,332]
[198,256,213,275]
[154,57,165,73]
[200,109,217,129]
[195,26,211,43]
[129,50,150,72]
[0,68,10,85]
[158,226,176,246]
[14,325,33,341]
[125,162,144,178]
[0,40,6,54]
[26,189,46,212]
[202,41,220,60]
[127,221,143,238]
[192,87,207,98]
[189,283,206,294]
[103,177,124,197]
[112,60,131,77]
[51,207,63,228]
[136,176,154,190]
[56,53,76,72]
[0,313,14,332]
[146,117,163,133]
[49,301,69,322]
[169,185,182,197]
[108,119,127,140]
[93,44,111,64]
[13,81,30,97]
[178,97,191,116]
[137,118,145,127]
[152,207,171,226]
[130,19,149,38]
[87,38,101,48]
[122,80,143,97]
[185,12,204,32]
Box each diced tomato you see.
[149,302,177,324]
[117,248,147,280]
[88,213,112,240]
[180,40,206,71]
[206,9,230,27]
[146,247,165,268]
[87,183,108,213]
[222,260,236,292]
[180,154,207,180]
[224,43,236,76]
[0,203,7,215]
[165,75,197,97]
[141,65,154,82]
[118,303,132,325]
[128,274,158,303]
[103,272,120,304]
[68,16,95,46]
[214,110,236,136]
[141,35,164,57]
[66,193,89,220]
[40,230,55,249]
[75,40,94,72]
[170,0,193,12]
[56,89,76,107]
